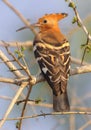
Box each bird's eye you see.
[43,19,47,23]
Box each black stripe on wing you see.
[33,41,70,96]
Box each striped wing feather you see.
[33,40,70,96]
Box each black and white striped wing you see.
[33,40,70,96]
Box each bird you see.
[33,13,70,112]
[16,13,70,112]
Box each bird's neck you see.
[37,27,66,46]
[40,27,65,39]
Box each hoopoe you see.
[17,13,70,112]
[33,13,70,112]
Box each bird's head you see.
[16,13,68,32]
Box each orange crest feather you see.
[39,13,68,22]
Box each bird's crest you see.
[38,13,68,22]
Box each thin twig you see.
[19,84,32,130]
[16,43,31,78]
[1,111,91,122]
[81,33,90,64]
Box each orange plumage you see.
[33,13,70,112]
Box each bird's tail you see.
[53,92,70,112]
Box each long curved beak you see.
[16,26,28,32]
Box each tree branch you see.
[70,65,91,76]
[0,77,14,84]
[1,111,91,122]
[0,40,33,47]
[18,84,32,130]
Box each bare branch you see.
[70,65,91,76]
[0,77,16,84]
[0,40,33,47]
[81,34,90,64]
[19,84,32,130]
[1,111,91,122]
[0,76,35,85]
